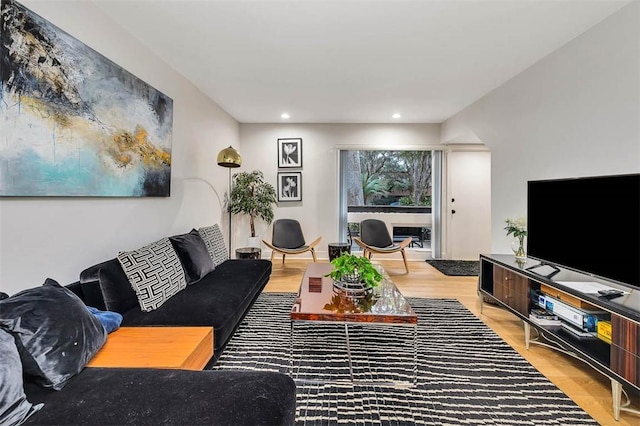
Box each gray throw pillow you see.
[0,279,107,390]
[0,329,42,426]
[198,224,229,266]
[117,237,187,312]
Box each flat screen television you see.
[527,173,640,289]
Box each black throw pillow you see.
[0,279,107,390]
[170,229,216,284]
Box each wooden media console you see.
[478,254,639,421]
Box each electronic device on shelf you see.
[560,322,598,339]
[527,173,640,290]
[537,294,609,332]
[525,263,560,279]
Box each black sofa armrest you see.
[24,368,296,425]
[64,281,85,303]
[79,259,138,313]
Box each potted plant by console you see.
[325,252,383,294]
[228,170,277,249]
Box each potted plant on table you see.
[228,170,277,248]
[325,252,383,291]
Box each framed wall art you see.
[0,0,173,197]
[277,138,302,168]
[277,172,302,202]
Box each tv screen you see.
[527,173,640,289]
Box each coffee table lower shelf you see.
[86,326,214,371]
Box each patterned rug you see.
[426,260,480,276]
[210,293,596,425]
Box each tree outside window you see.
[346,150,432,207]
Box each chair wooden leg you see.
[270,251,275,262]
[311,249,317,262]
[401,249,410,273]
[282,254,286,264]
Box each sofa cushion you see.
[117,238,187,312]
[122,260,271,354]
[0,279,107,390]
[0,329,42,426]
[198,224,228,266]
[169,229,215,284]
[23,368,296,425]
[80,259,138,314]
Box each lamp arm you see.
[183,177,223,211]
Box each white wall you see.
[238,124,441,261]
[0,1,239,295]
[441,2,640,255]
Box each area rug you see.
[426,259,480,276]
[210,293,596,425]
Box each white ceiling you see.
[93,0,630,124]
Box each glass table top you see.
[290,263,417,324]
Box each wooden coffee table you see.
[290,263,418,385]
[87,326,214,371]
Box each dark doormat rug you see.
[211,292,596,425]
[426,259,480,276]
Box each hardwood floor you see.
[265,258,639,426]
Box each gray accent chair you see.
[353,219,411,273]
[262,219,321,263]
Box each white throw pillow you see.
[117,238,187,312]
[198,224,229,266]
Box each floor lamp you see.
[217,146,242,258]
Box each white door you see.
[448,150,491,260]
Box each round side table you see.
[236,247,262,259]
[328,242,351,261]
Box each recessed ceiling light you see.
[392,113,402,119]
[281,113,290,119]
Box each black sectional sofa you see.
[75,255,273,365]
[0,225,296,425]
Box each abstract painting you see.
[277,172,301,202]
[277,138,302,168]
[0,0,173,196]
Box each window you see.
[339,150,440,255]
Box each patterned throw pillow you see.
[198,224,229,266]
[117,238,187,312]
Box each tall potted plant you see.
[228,170,277,245]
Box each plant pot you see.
[332,281,371,297]
[332,273,372,297]
[247,236,261,248]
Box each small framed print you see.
[278,172,302,202]
[277,138,302,168]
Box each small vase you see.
[511,236,526,259]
